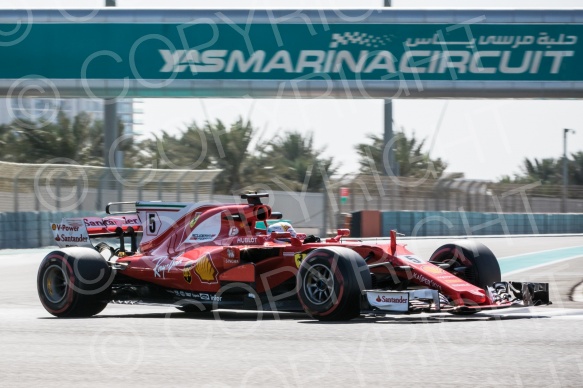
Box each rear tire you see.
[297,247,371,321]
[37,248,113,317]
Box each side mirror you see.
[337,229,350,237]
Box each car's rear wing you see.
[50,215,142,249]
[83,216,142,237]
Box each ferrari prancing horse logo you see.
[294,253,307,268]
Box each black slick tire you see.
[296,247,371,321]
[37,248,113,317]
[429,240,501,289]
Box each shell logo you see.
[194,255,218,283]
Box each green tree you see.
[0,111,81,163]
[500,153,583,186]
[203,119,255,193]
[569,151,583,185]
[521,157,560,184]
[138,123,211,170]
[0,122,29,162]
[355,131,448,178]
[0,114,340,194]
[0,111,148,167]
[256,130,337,192]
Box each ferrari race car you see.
[37,193,550,321]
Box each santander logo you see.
[375,295,407,304]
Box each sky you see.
[2,0,583,181]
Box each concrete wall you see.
[381,211,583,237]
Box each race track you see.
[1,236,583,387]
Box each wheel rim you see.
[43,264,68,304]
[303,264,335,305]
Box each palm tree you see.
[521,158,560,184]
[140,122,212,170]
[257,130,337,192]
[204,119,255,193]
[2,111,79,163]
[568,151,583,185]
[0,111,149,167]
[355,131,448,178]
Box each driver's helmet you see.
[267,222,297,239]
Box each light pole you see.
[562,128,575,212]
[102,0,119,196]
[104,0,118,170]
[383,0,396,179]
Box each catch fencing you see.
[3,163,582,215]
[0,161,222,213]
[336,174,583,214]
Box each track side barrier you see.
[376,211,583,237]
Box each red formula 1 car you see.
[37,193,550,320]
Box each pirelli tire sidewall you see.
[297,247,371,321]
[37,248,113,318]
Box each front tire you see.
[297,247,371,321]
[430,241,501,315]
[37,248,113,317]
[429,240,501,289]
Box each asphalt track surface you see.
[1,236,583,387]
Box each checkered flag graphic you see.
[330,32,391,49]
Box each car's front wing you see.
[364,282,551,314]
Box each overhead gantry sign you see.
[0,9,582,98]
